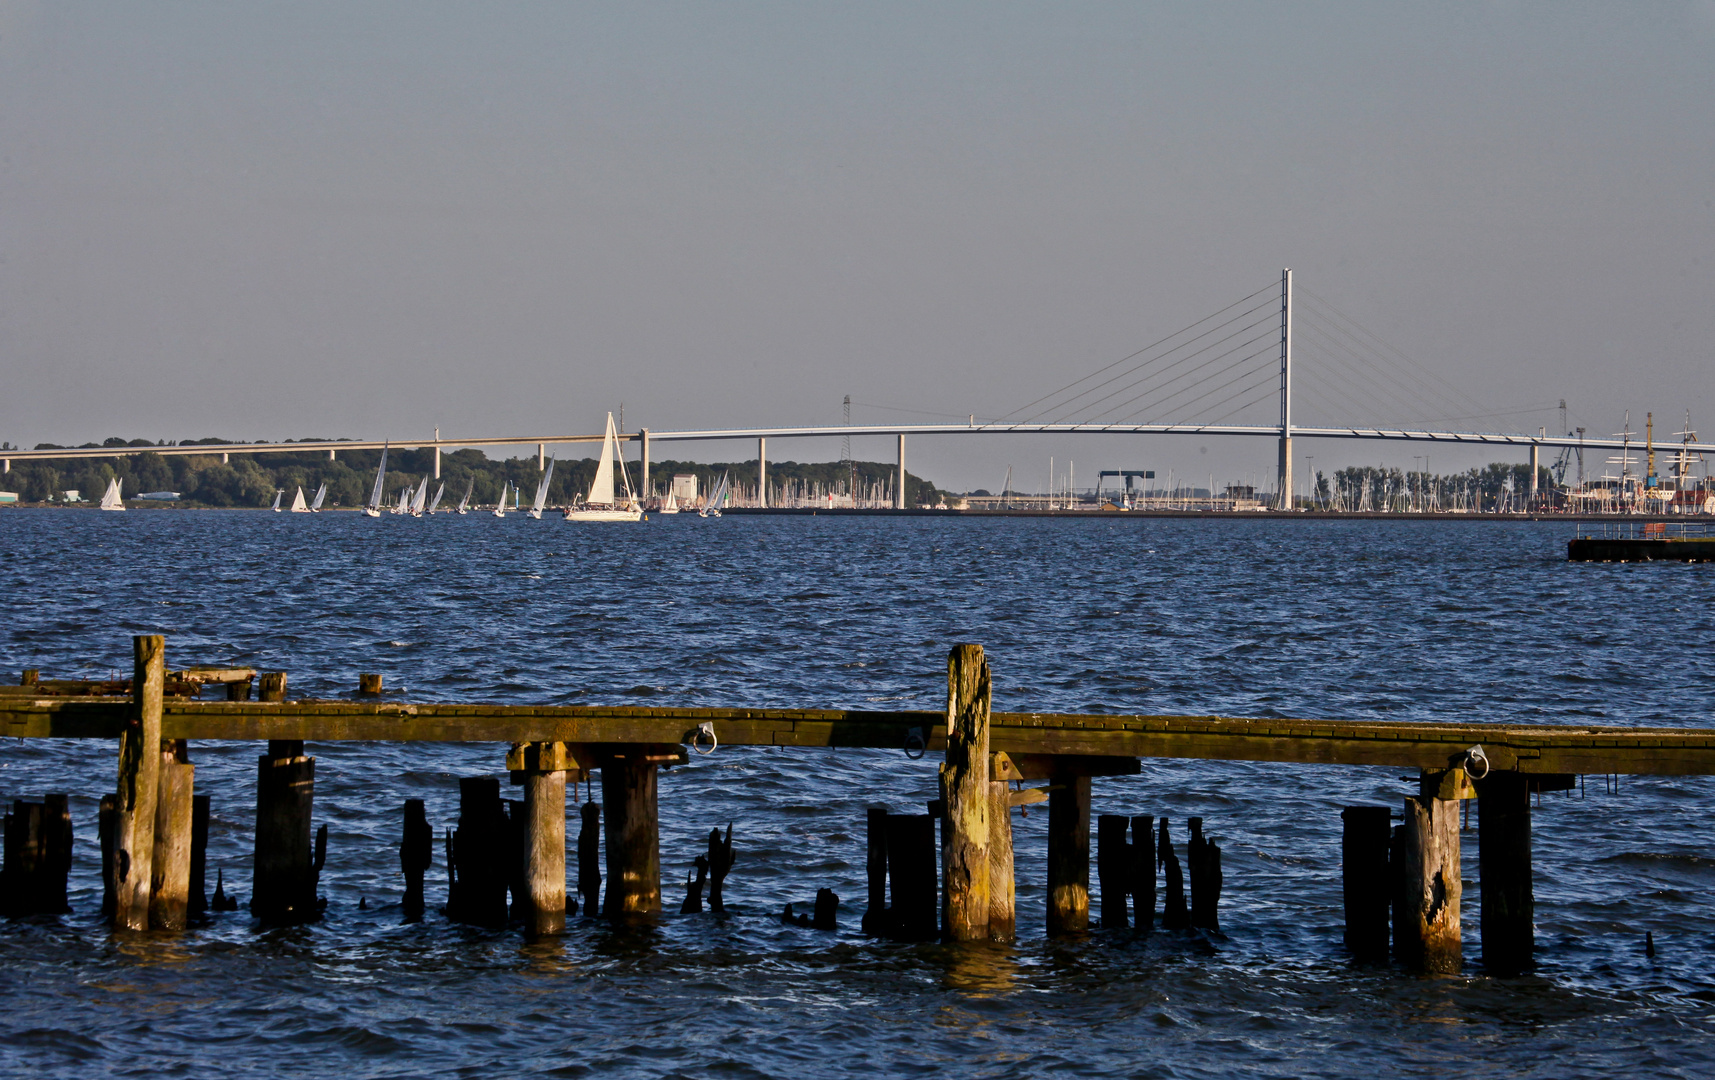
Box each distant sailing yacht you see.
[528,457,555,519]
[364,444,388,517]
[565,414,643,522]
[97,477,126,512]
[456,478,473,515]
[288,487,310,513]
[698,472,729,518]
[659,487,680,514]
[494,481,510,518]
[270,490,283,513]
[409,477,428,517]
[427,482,445,514]
[309,482,327,513]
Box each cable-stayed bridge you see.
[7,272,1708,508]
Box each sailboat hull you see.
[564,508,643,522]
[362,508,381,518]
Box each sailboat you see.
[427,482,445,514]
[528,457,555,519]
[270,490,283,513]
[698,472,729,518]
[456,477,473,515]
[410,477,429,517]
[660,487,680,514]
[97,476,125,512]
[493,481,510,518]
[289,487,310,513]
[310,482,327,512]
[565,414,643,522]
[392,487,409,515]
[364,444,388,518]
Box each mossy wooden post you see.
[1130,814,1155,930]
[601,753,660,918]
[1046,771,1091,936]
[987,782,1015,943]
[1341,805,1392,961]
[1096,814,1129,929]
[941,644,990,942]
[257,672,287,703]
[358,673,383,696]
[113,635,163,930]
[515,742,569,936]
[252,739,318,924]
[1394,794,1461,973]
[149,740,195,930]
[1477,774,1533,973]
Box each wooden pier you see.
[4,636,1712,973]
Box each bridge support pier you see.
[896,434,906,509]
[1529,444,1540,505]
[758,438,767,509]
[640,429,650,502]
[1477,774,1533,973]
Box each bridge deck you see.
[2,698,1709,776]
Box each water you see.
[2,511,1714,1078]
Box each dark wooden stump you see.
[1341,805,1392,961]
[885,814,936,940]
[224,678,253,702]
[189,793,210,920]
[1046,774,1090,936]
[1477,774,1533,973]
[257,672,287,702]
[1187,817,1222,932]
[577,801,601,916]
[680,855,709,914]
[357,673,383,696]
[1159,817,1188,930]
[1,801,43,916]
[99,794,117,920]
[447,777,508,928]
[252,739,320,924]
[400,798,432,921]
[862,807,888,934]
[707,823,734,914]
[1096,814,1130,930]
[1130,814,1155,931]
[812,887,839,930]
[601,758,661,918]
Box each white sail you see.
[411,477,428,516]
[271,489,283,512]
[310,482,327,511]
[588,413,617,506]
[493,481,509,517]
[457,477,473,514]
[427,482,445,514]
[661,488,679,513]
[366,444,389,516]
[529,457,555,518]
[98,477,126,512]
[289,487,309,513]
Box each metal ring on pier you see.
[904,727,926,760]
[690,722,718,755]
[1464,744,1490,780]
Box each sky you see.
[2,1,1712,492]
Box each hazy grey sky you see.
[3,2,1712,490]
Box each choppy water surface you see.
[3,511,1714,1079]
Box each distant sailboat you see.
[457,477,473,515]
[528,457,555,519]
[494,481,510,518]
[271,490,283,513]
[410,477,429,517]
[565,414,643,522]
[289,487,310,513]
[427,482,445,514]
[310,482,327,512]
[364,444,388,518]
[698,472,729,518]
[97,477,126,512]
[660,487,680,514]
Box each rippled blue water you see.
[2,510,1714,1078]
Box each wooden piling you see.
[358,673,383,696]
[520,766,567,936]
[447,777,507,928]
[99,794,117,920]
[42,793,72,914]
[400,799,432,921]
[1187,817,1222,932]
[1477,774,1533,973]
[811,887,839,930]
[1394,794,1461,973]
[252,739,319,924]
[1046,773,1090,936]
[1341,805,1392,961]
[225,677,252,702]
[257,672,287,702]
[577,801,601,916]
[885,813,937,940]
[1096,814,1129,929]
[149,740,194,930]
[601,756,660,918]
[707,823,734,913]
[1130,814,1155,930]
[21,669,38,687]
[189,793,210,920]
[113,635,163,930]
[1159,817,1188,930]
[1,801,43,916]
[863,807,888,934]
[941,644,991,942]
[988,782,1016,943]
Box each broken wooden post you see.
[257,672,287,702]
[1159,817,1188,930]
[707,823,734,913]
[577,801,601,916]
[21,669,38,687]
[862,808,888,934]
[400,799,432,921]
[941,643,990,942]
[1187,816,1222,932]
[1394,793,1461,973]
[885,813,937,940]
[1096,814,1129,929]
[43,793,72,914]
[225,677,253,702]
[601,754,661,918]
[1341,805,1392,961]
[680,855,709,914]
[1,801,43,916]
[988,782,1015,943]
[357,673,383,696]
[1477,773,1533,973]
[514,742,569,936]
[447,777,507,928]
[99,795,117,920]
[1046,772,1090,936]
[113,634,163,930]
[812,888,839,929]
[252,739,320,924]
[149,739,195,930]
[1130,814,1155,931]
[188,793,210,920]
